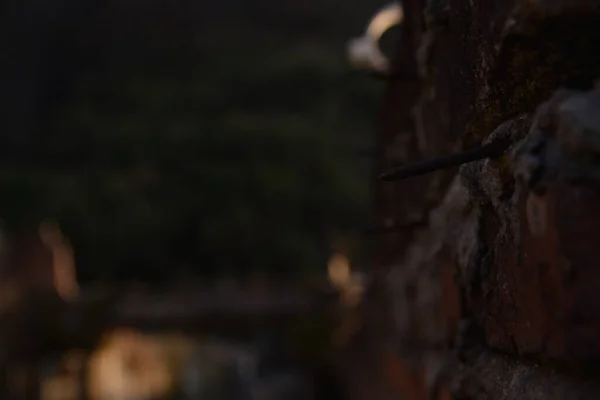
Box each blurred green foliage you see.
[0,0,384,282]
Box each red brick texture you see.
[365,0,600,399]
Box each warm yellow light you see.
[366,2,404,41]
[87,329,177,400]
[347,2,404,72]
[39,220,79,301]
[328,253,351,288]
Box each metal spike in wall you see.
[379,137,513,181]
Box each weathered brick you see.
[365,0,600,398]
[436,248,462,347]
[470,169,569,357]
[458,91,600,359]
[453,350,600,399]
[554,181,600,357]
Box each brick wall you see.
[363,1,600,398]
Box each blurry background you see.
[0,0,396,399]
[2,0,395,283]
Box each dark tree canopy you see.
[1,0,385,282]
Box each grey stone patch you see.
[514,87,600,192]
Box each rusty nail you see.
[379,137,512,181]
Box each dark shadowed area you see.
[7,1,600,399]
[0,0,393,399]
[2,0,388,282]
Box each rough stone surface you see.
[365,0,600,399]
[453,350,600,400]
